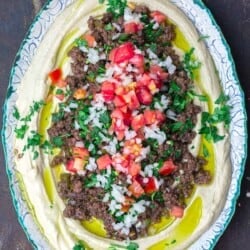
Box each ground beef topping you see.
[47,3,211,240]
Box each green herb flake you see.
[118,33,130,42]
[151,191,164,203]
[104,44,113,54]
[73,241,85,250]
[183,48,201,80]
[199,93,230,142]
[143,22,163,43]
[99,0,105,3]
[51,136,64,148]
[198,35,210,42]
[75,38,88,47]
[13,106,20,120]
[15,125,29,139]
[104,23,113,31]
[84,173,98,188]
[106,0,127,18]
[55,89,64,95]
[33,151,39,160]
[202,144,209,158]
[108,242,139,250]
[215,93,230,105]
[100,111,111,129]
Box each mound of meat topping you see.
[47,4,211,240]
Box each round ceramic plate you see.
[2,0,247,249]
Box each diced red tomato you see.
[170,206,184,218]
[48,68,62,83]
[72,147,89,160]
[121,197,135,212]
[128,180,145,198]
[66,158,84,173]
[138,73,152,87]
[159,159,177,175]
[124,22,139,34]
[115,118,126,131]
[131,114,145,131]
[128,91,140,110]
[150,65,169,81]
[147,80,158,94]
[123,111,132,126]
[112,153,129,172]
[155,110,166,123]
[109,42,135,64]
[144,110,157,125]
[109,47,118,62]
[130,54,144,68]
[120,105,128,113]
[73,88,87,100]
[122,90,140,110]
[128,162,141,176]
[96,154,112,170]
[116,130,125,141]
[114,95,126,107]
[111,108,124,120]
[56,79,67,88]
[55,94,64,101]
[129,54,145,73]
[136,86,153,105]
[115,86,126,95]
[83,33,96,47]
[150,11,167,24]
[144,177,158,193]
[101,81,115,101]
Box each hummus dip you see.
[13,0,231,249]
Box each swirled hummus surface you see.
[13,0,231,249]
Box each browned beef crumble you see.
[47,4,212,240]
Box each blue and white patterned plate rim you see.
[1,0,247,249]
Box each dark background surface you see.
[0,0,249,249]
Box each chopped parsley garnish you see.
[86,72,96,82]
[15,125,29,139]
[168,82,193,113]
[104,169,117,190]
[100,111,111,129]
[102,0,127,18]
[13,106,20,120]
[187,90,208,102]
[170,118,194,134]
[51,136,64,148]
[144,138,159,151]
[97,65,106,75]
[55,88,64,95]
[84,173,98,188]
[199,93,231,142]
[202,144,209,158]
[183,48,201,80]
[21,100,45,123]
[198,35,210,42]
[118,33,131,42]
[77,105,90,129]
[108,242,139,250]
[151,191,164,203]
[104,23,113,31]
[52,110,64,122]
[104,44,112,54]
[143,22,163,43]
[73,241,85,250]
[23,131,42,159]
[14,101,45,139]
[75,38,88,47]
[90,126,103,146]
